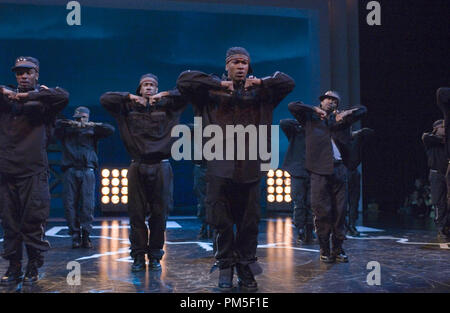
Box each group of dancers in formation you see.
[0,48,448,291]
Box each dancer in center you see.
[177,47,295,291]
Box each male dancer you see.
[436,87,450,241]
[188,123,212,240]
[280,118,314,244]
[55,106,115,248]
[177,47,295,291]
[422,120,449,241]
[346,128,374,236]
[101,74,187,272]
[0,56,69,283]
[288,91,366,263]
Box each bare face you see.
[226,58,249,82]
[15,68,39,90]
[140,80,158,100]
[434,124,445,137]
[320,97,338,113]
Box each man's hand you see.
[244,76,261,90]
[3,91,29,101]
[13,92,30,101]
[336,108,358,122]
[66,120,82,127]
[221,81,234,92]
[129,94,148,107]
[83,121,98,127]
[314,107,327,120]
[150,91,170,105]
[0,87,16,99]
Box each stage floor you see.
[0,216,449,293]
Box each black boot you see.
[218,266,234,291]
[131,254,146,272]
[236,263,258,292]
[347,224,360,237]
[81,230,93,249]
[304,224,314,244]
[207,225,214,239]
[296,228,305,244]
[72,232,81,249]
[318,236,335,263]
[331,235,349,263]
[444,226,450,236]
[148,258,161,271]
[23,260,40,285]
[1,261,23,284]
[197,223,208,239]
[437,229,450,243]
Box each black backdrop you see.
[359,0,450,211]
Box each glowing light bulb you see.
[101,187,110,195]
[101,169,110,178]
[101,196,110,204]
[111,195,120,204]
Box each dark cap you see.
[319,90,341,104]
[12,56,40,72]
[433,119,444,128]
[73,106,90,118]
[136,73,159,95]
[225,47,253,74]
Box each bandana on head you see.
[136,73,159,95]
[225,47,253,74]
[226,47,250,63]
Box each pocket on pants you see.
[29,173,51,223]
[205,198,232,228]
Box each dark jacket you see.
[280,118,308,178]
[436,87,450,159]
[54,120,115,171]
[0,85,69,177]
[347,128,375,171]
[177,70,295,183]
[100,90,187,161]
[422,132,447,175]
[288,102,367,175]
[188,123,206,167]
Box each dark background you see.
[359,0,450,211]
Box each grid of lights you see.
[267,169,292,203]
[101,168,128,205]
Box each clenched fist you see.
[244,76,261,90]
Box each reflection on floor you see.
[0,216,448,293]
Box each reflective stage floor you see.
[0,215,449,293]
